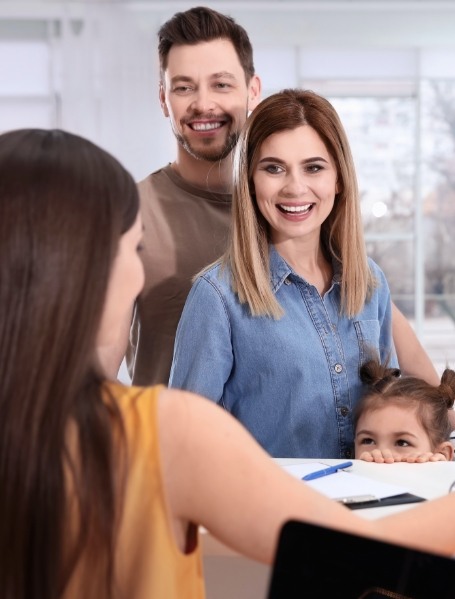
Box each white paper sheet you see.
[283,462,410,501]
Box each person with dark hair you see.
[125,6,261,386]
[355,360,455,462]
[3,127,455,599]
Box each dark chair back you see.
[267,520,455,599]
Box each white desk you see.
[203,458,455,599]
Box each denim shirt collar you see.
[269,244,342,295]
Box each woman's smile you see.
[277,202,314,217]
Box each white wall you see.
[1,1,455,179]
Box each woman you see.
[1,128,454,599]
[355,360,454,463]
[170,89,395,458]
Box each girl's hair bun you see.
[360,359,400,391]
[439,369,455,409]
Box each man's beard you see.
[174,126,239,162]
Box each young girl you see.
[355,360,455,463]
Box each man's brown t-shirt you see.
[127,165,231,385]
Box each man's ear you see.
[247,74,262,112]
[436,441,454,461]
[159,82,170,117]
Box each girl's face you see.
[355,402,451,459]
[251,125,338,246]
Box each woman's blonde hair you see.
[223,88,374,318]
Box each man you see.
[126,7,261,385]
[120,6,439,393]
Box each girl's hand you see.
[402,452,449,463]
[358,449,449,463]
[358,449,401,463]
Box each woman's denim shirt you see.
[169,246,396,459]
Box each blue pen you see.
[302,461,353,481]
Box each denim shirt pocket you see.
[354,319,381,366]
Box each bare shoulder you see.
[156,387,271,486]
[157,387,235,444]
[158,386,206,417]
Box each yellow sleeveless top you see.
[64,383,205,599]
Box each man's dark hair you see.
[158,6,255,82]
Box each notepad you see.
[283,462,425,509]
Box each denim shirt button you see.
[334,363,343,373]
[284,277,292,285]
[340,406,349,417]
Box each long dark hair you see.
[0,129,139,598]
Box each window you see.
[0,23,56,132]
[298,47,455,371]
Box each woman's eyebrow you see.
[257,156,329,164]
